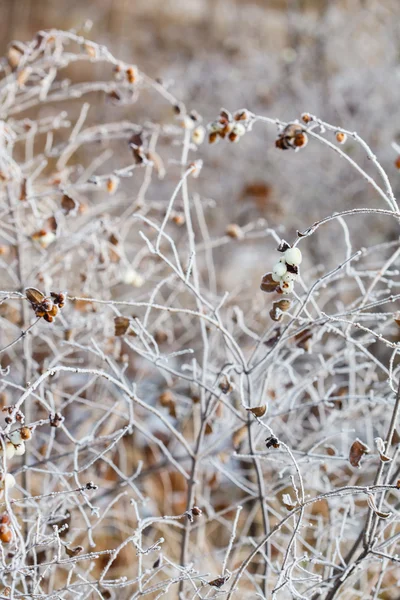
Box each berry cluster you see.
[260,241,302,296]
[275,123,308,151]
[208,108,251,144]
[25,288,65,323]
[271,246,302,294]
[5,426,32,459]
[0,513,12,544]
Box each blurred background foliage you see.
[1,0,400,287]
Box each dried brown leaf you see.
[349,438,370,468]
[246,405,267,418]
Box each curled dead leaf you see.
[375,437,392,463]
[114,316,130,336]
[260,273,279,293]
[25,287,45,305]
[208,576,229,588]
[65,545,84,557]
[282,493,296,510]
[246,405,267,418]
[349,438,370,468]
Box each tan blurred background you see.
[1,0,400,275]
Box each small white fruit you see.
[232,123,246,137]
[14,443,26,456]
[0,473,16,490]
[284,247,302,266]
[123,269,145,288]
[282,272,297,283]
[192,126,205,145]
[0,443,16,460]
[272,261,287,280]
[280,279,294,294]
[8,431,22,446]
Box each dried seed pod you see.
[395,156,400,170]
[265,435,280,449]
[49,412,64,428]
[50,292,66,308]
[301,113,312,124]
[0,514,10,525]
[234,109,250,121]
[349,438,370,468]
[276,123,308,150]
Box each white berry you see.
[284,247,302,266]
[14,442,26,456]
[272,262,287,279]
[9,431,22,446]
[0,473,16,490]
[232,123,246,137]
[280,279,294,294]
[282,272,297,283]
[0,443,16,460]
[192,126,205,145]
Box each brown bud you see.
[209,131,220,145]
[301,113,312,123]
[274,299,291,312]
[395,156,400,170]
[335,132,347,144]
[126,66,137,84]
[225,223,243,239]
[0,525,12,544]
[20,426,32,441]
